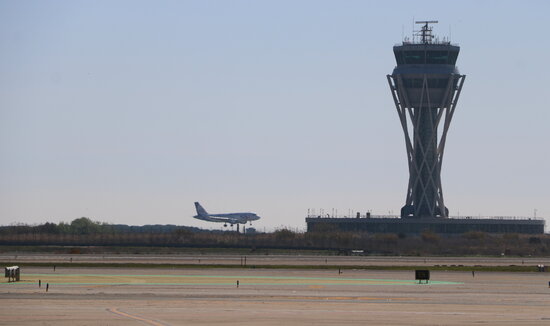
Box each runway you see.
[3,253,549,266]
[1,264,550,325]
[3,272,461,286]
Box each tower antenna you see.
[414,20,438,44]
[411,17,415,42]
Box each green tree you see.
[70,217,102,234]
[274,228,296,241]
[37,222,59,234]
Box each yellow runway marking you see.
[308,285,325,289]
[107,307,168,326]
[276,296,417,301]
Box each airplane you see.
[193,202,260,228]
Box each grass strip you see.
[0,261,542,272]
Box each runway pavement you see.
[2,253,549,267]
[1,263,550,325]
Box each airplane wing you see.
[195,215,239,224]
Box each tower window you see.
[394,50,405,64]
[448,51,458,65]
[404,51,425,64]
[426,51,449,64]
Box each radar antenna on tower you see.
[414,20,438,44]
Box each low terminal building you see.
[306,216,544,235]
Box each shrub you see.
[274,228,295,241]
[421,230,440,243]
[503,233,519,241]
[462,231,486,240]
[374,233,399,244]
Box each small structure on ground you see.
[5,266,20,282]
[415,270,430,284]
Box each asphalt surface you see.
[1,257,550,325]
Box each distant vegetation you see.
[1,218,549,256]
[0,217,204,235]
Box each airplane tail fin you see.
[194,202,208,217]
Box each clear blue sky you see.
[1,0,549,230]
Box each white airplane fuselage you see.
[193,202,260,226]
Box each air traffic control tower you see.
[387,21,465,218]
[305,21,544,234]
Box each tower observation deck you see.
[387,21,465,218]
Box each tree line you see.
[0,218,549,256]
[0,217,203,235]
